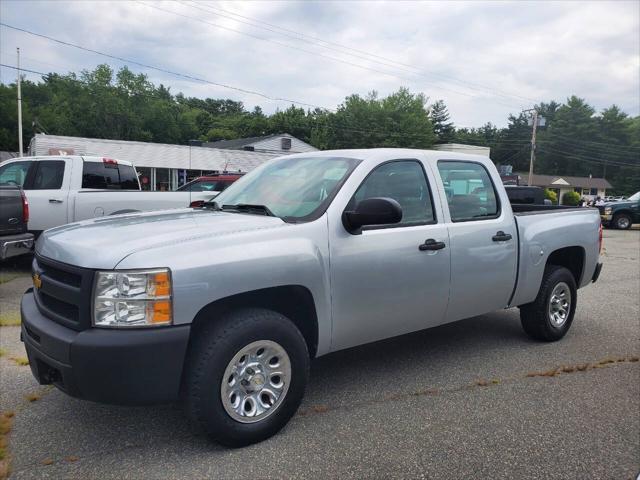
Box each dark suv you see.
[598,191,640,229]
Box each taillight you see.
[598,222,603,254]
[21,189,29,224]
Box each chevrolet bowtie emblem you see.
[33,273,42,289]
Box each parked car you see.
[505,185,552,205]
[0,185,33,259]
[176,173,244,207]
[0,156,221,235]
[598,191,640,229]
[21,149,602,447]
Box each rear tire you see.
[613,213,632,230]
[184,308,310,447]
[519,265,577,342]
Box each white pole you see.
[17,47,24,157]
[527,110,538,187]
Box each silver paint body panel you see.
[35,149,601,357]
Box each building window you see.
[137,167,152,191]
[155,168,171,191]
[590,188,598,196]
[281,137,292,150]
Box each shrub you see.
[544,189,557,204]
[562,191,581,206]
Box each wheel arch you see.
[546,246,585,285]
[188,285,319,359]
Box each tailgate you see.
[0,187,26,235]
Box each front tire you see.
[613,213,632,230]
[519,265,577,342]
[184,308,310,447]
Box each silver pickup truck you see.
[21,149,602,446]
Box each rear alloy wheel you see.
[520,265,577,342]
[613,213,632,230]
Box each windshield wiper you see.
[222,204,276,217]
[202,201,222,211]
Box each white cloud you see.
[0,0,638,127]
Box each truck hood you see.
[36,208,288,269]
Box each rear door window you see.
[82,162,139,190]
[437,161,499,222]
[31,160,65,190]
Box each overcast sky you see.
[1,0,638,127]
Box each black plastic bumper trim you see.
[21,291,191,405]
[592,262,603,283]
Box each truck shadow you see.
[17,309,530,463]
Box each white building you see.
[433,143,491,157]
[28,134,316,191]
[204,133,317,154]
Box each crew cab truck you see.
[0,155,218,235]
[598,191,640,229]
[21,149,602,447]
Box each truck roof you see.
[17,155,135,167]
[279,148,489,165]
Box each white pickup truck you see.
[0,155,214,235]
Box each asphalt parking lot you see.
[0,229,638,479]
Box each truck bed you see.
[511,204,595,215]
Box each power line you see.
[135,1,524,110]
[177,0,538,106]
[0,22,330,111]
[537,145,640,168]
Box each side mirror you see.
[342,197,402,234]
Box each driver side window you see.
[351,160,436,227]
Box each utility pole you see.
[527,109,538,186]
[16,47,23,157]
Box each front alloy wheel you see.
[185,308,309,447]
[221,340,291,423]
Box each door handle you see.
[492,231,512,242]
[419,239,446,251]
[49,199,63,204]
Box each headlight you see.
[604,207,612,214]
[93,269,172,327]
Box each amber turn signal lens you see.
[149,300,172,324]
[152,272,171,297]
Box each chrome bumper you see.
[0,233,34,260]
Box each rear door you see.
[434,159,518,322]
[23,159,71,232]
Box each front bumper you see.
[0,233,33,260]
[21,289,191,405]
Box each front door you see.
[435,160,518,322]
[329,159,450,351]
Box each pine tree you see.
[429,100,455,143]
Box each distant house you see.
[203,133,318,154]
[517,172,612,204]
[0,151,19,162]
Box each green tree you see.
[429,100,455,143]
[562,191,581,206]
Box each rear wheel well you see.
[546,247,585,285]
[189,286,319,358]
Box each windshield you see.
[212,156,361,221]
[628,191,640,202]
